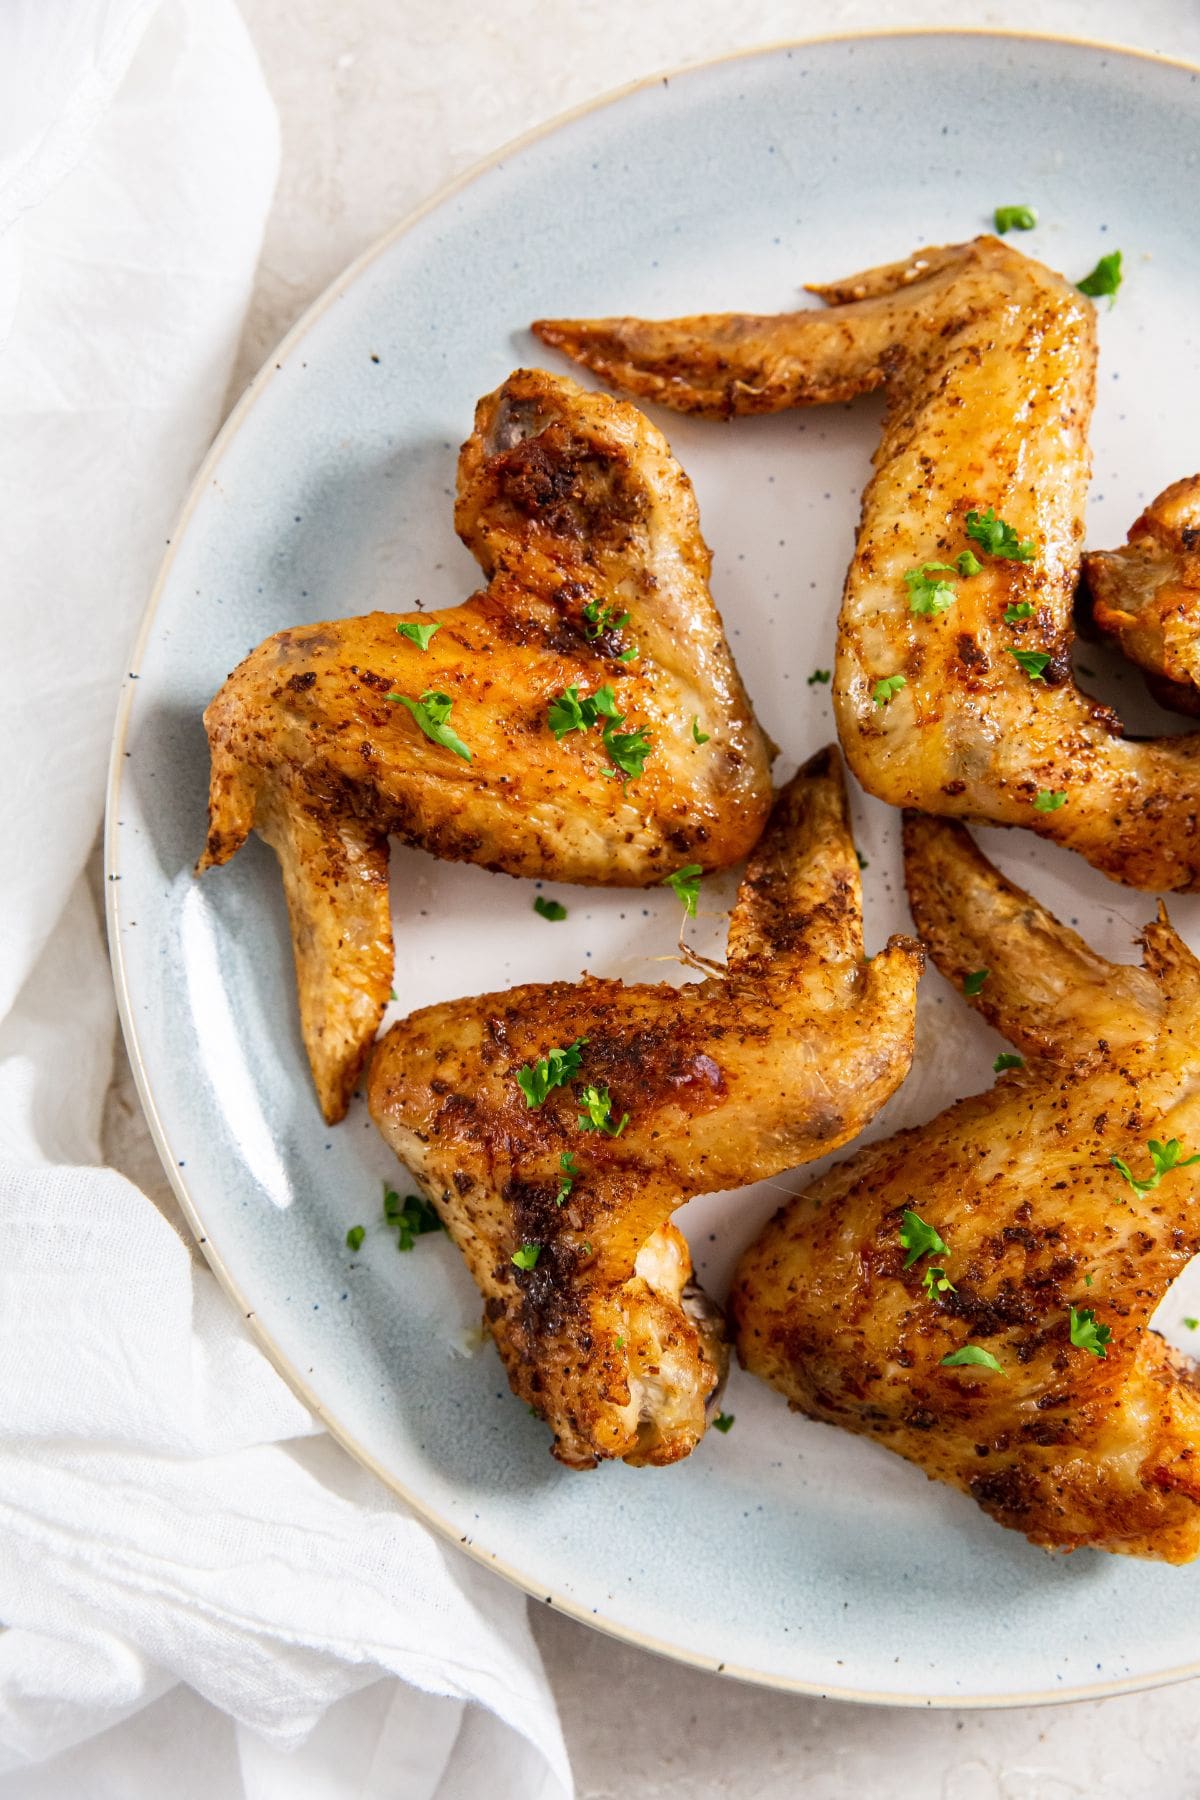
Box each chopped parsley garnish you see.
[905,562,958,615]
[533,895,568,921]
[1069,1304,1111,1359]
[963,968,990,997]
[582,599,632,639]
[547,682,619,740]
[1111,1137,1200,1197]
[1185,1318,1199,1331]
[955,549,983,577]
[555,1151,577,1206]
[1034,789,1067,813]
[511,1244,541,1271]
[662,863,703,917]
[1004,601,1034,623]
[993,1052,1024,1072]
[856,850,868,872]
[386,689,472,760]
[923,1264,956,1299]
[617,644,639,664]
[965,508,1037,562]
[577,1083,629,1137]
[691,716,711,743]
[516,1038,587,1108]
[1007,647,1052,680]
[383,1184,445,1251]
[712,1412,735,1433]
[395,619,441,650]
[900,1209,950,1268]
[994,204,1038,234]
[941,1345,1005,1375]
[1077,250,1123,302]
[872,674,907,707]
[601,720,652,779]
[807,668,832,686]
[346,1225,365,1252]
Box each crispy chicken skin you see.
[1081,476,1200,716]
[731,814,1200,1562]
[199,369,773,1122]
[535,239,1200,892]
[368,749,923,1470]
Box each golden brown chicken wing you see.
[535,239,1200,892]
[368,749,923,1470]
[200,369,774,1122]
[1081,475,1200,715]
[731,813,1200,1562]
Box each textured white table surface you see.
[105,2,1200,1793]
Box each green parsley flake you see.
[923,1263,956,1299]
[905,562,958,615]
[662,863,703,917]
[601,720,652,779]
[386,689,472,760]
[994,204,1038,234]
[872,674,907,707]
[547,682,619,740]
[582,600,632,640]
[712,1412,735,1433]
[994,1052,1024,1072]
[577,1083,629,1137]
[691,716,711,744]
[1007,647,1052,681]
[900,1209,950,1269]
[941,1345,1006,1375]
[1185,1318,1199,1331]
[395,619,441,650]
[555,1151,577,1206]
[533,895,568,922]
[856,850,868,872]
[963,968,990,997]
[346,1224,365,1252]
[383,1184,445,1251]
[617,644,639,664]
[807,668,832,686]
[1069,1304,1112,1359]
[965,508,1037,561]
[1034,789,1067,813]
[511,1244,541,1270]
[516,1038,587,1108]
[615,1334,625,1349]
[1111,1137,1200,1197]
[1004,601,1034,623]
[955,549,983,577]
[1077,250,1123,302]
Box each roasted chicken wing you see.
[1082,475,1200,716]
[368,749,923,1470]
[200,369,774,1122]
[732,813,1200,1561]
[535,239,1200,892]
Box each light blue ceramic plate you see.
[108,32,1200,1703]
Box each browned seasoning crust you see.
[368,749,922,1470]
[731,812,1200,1562]
[198,369,774,1122]
[535,238,1200,892]
[1081,475,1200,715]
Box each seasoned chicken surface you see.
[1082,475,1200,715]
[732,814,1200,1562]
[200,369,774,1122]
[535,238,1200,892]
[369,750,923,1469]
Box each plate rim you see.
[106,25,1200,1709]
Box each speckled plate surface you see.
[108,32,1200,1704]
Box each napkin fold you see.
[0,4,570,1794]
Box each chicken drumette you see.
[1082,474,1200,716]
[732,813,1200,1562]
[200,369,774,1121]
[535,238,1200,892]
[369,749,922,1470]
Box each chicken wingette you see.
[369,749,922,1470]
[535,238,1200,892]
[732,812,1200,1562]
[1082,475,1200,715]
[199,369,774,1122]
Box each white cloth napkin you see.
[0,5,570,1795]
